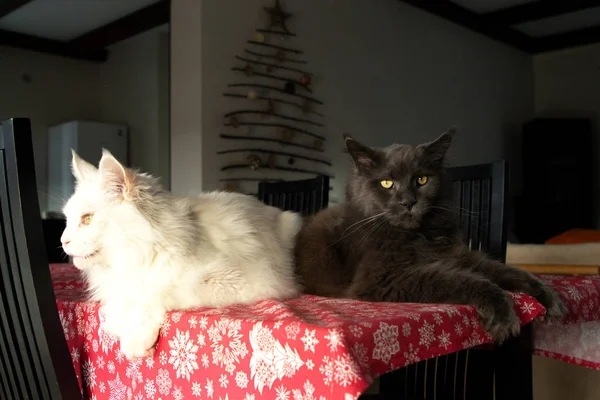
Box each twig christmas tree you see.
[219,0,331,195]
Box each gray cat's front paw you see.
[538,285,568,321]
[477,294,521,343]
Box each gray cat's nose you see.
[400,200,417,211]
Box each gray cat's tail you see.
[277,211,303,246]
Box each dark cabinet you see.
[515,118,594,243]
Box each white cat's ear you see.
[344,133,378,170]
[71,150,98,181]
[98,149,134,200]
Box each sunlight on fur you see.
[60,149,302,360]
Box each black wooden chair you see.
[376,160,532,400]
[258,175,330,215]
[0,118,81,399]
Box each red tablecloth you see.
[533,275,600,370]
[51,264,546,400]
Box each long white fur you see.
[61,149,302,359]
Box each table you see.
[50,264,573,399]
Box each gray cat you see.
[295,129,567,341]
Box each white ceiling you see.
[0,0,161,41]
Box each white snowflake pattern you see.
[191,381,202,397]
[156,368,172,395]
[172,312,182,323]
[125,359,143,390]
[292,379,316,400]
[454,322,463,336]
[300,329,319,352]
[98,381,106,393]
[319,356,334,385]
[520,302,535,315]
[235,371,249,388]
[199,316,209,329]
[208,318,249,375]
[219,373,229,388]
[333,354,360,387]
[403,343,419,366]
[433,313,444,325]
[197,333,206,347]
[285,322,300,339]
[144,379,156,399]
[402,322,411,337]
[249,322,304,394]
[276,384,290,400]
[189,316,198,328]
[438,330,451,349]
[324,329,344,351]
[145,357,155,369]
[159,351,168,365]
[372,322,400,364]
[108,373,126,400]
[168,329,200,381]
[274,320,283,329]
[173,386,184,400]
[96,356,105,370]
[348,325,363,338]
[201,353,210,368]
[206,378,214,398]
[305,359,314,370]
[418,320,435,349]
[107,360,116,374]
[244,394,256,400]
[161,319,172,337]
[82,359,96,390]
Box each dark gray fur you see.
[295,130,567,342]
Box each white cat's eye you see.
[81,213,94,226]
[417,176,429,186]
[380,180,394,189]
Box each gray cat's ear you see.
[423,128,455,163]
[71,150,97,181]
[344,133,378,169]
[98,149,134,200]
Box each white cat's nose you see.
[60,233,70,247]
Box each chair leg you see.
[494,323,533,400]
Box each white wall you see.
[533,43,600,225]
[0,45,102,210]
[171,0,534,203]
[100,27,171,188]
[0,27,170,211]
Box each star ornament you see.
[264,0,292,33]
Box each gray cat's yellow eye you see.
[380,180,394,189]
[417,176,428,186]
[81,213,94,226]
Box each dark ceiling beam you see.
[398,0,535,53]
[68,0,170,51]
[533,25,600,53]
[0,0,32,18]
[0,30,108,62]
[483,0,600,26]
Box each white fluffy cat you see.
[60,149,302,360]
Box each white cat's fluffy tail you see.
[277,211,303,246]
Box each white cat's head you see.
[60,149,157,270]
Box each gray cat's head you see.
[344,129,455,229]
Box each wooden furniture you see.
[0,118,81,399]
[515,264,600,275]
[377,159,532,400]
[258,175,329,215]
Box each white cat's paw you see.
[119,323,160,360]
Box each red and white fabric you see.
[51,264,598,399]
[533,275,600,370]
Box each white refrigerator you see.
[46,120,129,216]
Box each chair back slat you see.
[448,160,508,261]
[0,118,81,399]
[258,176,329,215]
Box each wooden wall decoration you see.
[218,0,331,196]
